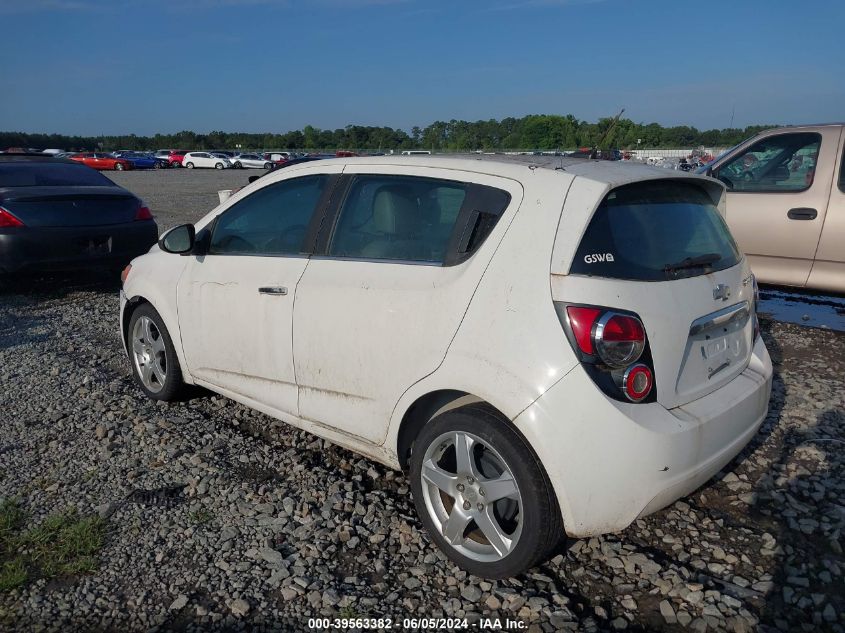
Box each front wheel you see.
[233,161,242,169]
[185,162,194,169]
[264,162,272,169]
[128,303,184,401]
[215,162,224,169]
[114,162,124,171]
[409,404,562,578]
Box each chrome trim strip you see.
[689,301,749,337]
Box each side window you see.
[210,175,329,256]
[328,175,468,263]
[716,132,821,192]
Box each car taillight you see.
[558,303,654,403]
[121,264,132,284]
[0,207,25,228]
[565,307,645,368]
[135,204,153,221]
[622,364,653,402]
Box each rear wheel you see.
[114,162,124,171]
[264,162,272,169]
[128,303,184,401]
[185,162,194,169]
[409,404,562,578]
[154,161,163,169]
[234,161,242,169]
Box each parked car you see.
[120,155,771,578]
[113,151,168,170]
[264,151,295,162]
[153,150,188,167]
[0,155,157,274]
[68,152,133,171]
[182,152,232,170]
[701,123,845,293]
[230,153,273,169]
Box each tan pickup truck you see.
[702,123,844,293]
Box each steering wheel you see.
[215,234,255,253]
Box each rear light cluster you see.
[0,206,24,228]
[557,303,655,403]
[135,202,153,221]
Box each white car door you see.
[292,165,522,444]
[177,168,342,417]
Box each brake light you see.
[622,364,653,402]
[0,207,24,228]
[566,306,602,355]
[120,264,132,284]
[135,204,153,221]
[565,306,645,368]
[559,303,654,403]
[595,313,646,368]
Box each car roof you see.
[318,154,715,188]
[0,154,77,163]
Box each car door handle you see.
[258,286,288,296]
[787,207,817,220]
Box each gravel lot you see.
[0,170,843,632]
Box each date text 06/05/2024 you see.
[306,617,529,630]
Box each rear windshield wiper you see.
[664,253,722,273]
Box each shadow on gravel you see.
[756,410,844,632]
[0,270,121,299]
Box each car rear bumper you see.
[0,221,158,274]
[514,336,773,537]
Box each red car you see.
[69,152,133,171]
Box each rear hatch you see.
[0,186,140,227]
[552,177,755,409]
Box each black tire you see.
[114,162,124,171]
[409,403,563,578]
[127,303,185,401]
[234,161,242,169]
[215,162,223,170]
[264,162,272,169]
[154,161,162,169]
[185,162,194,169]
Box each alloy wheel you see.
[419,431,523,562]
[131,315,167,393]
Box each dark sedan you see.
[0,155,158,274]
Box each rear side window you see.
[328,175,511,265]
[0,163,114,187]
[570,180,741,281]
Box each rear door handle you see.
[258,286,288,296]
[787,207,817,220]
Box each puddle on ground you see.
[758,288,845,333]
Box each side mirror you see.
[159,224,195,254]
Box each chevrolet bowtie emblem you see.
[713,284,731,301]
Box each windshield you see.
[0,162,115,187]
[570,180,741,281]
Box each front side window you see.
[328,175,468,263]
[716,132,821,192]
[209,175,329,256]
[571,180,742,281]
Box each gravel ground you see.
[0,171,843,632]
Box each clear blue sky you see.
[2,0,843,135]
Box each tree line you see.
[0,115,774,152]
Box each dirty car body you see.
[119,155,772,577]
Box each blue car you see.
[112,151,168,169]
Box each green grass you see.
[189,509,214,525]
[0,499,107,592]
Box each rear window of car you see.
[570,180,741,281]
[0,162,114,187]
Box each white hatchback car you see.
[182,152,232,169]
[119,156,772,578]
